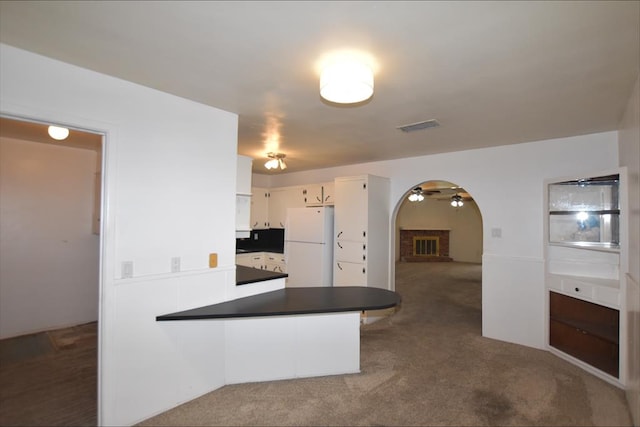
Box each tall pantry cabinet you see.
[333,175,390,289]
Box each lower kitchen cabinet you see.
[549,291,619,378]
[265,252,286,273]
[236,253,265,270]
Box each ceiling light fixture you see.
[408,187,425,202]
[320,58,374,104]
[47,125,69,140]
[265,152,287,170]
[451,194,464,207]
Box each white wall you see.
[0,137,100,338]
[618,74,640,425]
[260,131,619,349]
[0,44,239,426]
[0,138,99,338]
[396,195,482,263]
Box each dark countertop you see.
[236,265,288,286]
[156,287,401,321]
[236,247,284,254]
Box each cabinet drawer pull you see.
[337,231,343,238]
[575,287,580,292]
[337,242,343,249]
[337,262,343,270]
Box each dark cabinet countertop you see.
[156,286,401,321]
[236,265,287,286]
[236,247,284,254]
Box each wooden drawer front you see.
[549,291,619,378]
[550,319,619,378]
[549,291,619,335]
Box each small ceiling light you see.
[408,187,425,202]
[451,194,464,207]
[264,152,287,170]
[320,58,374,104]
[48,125,69,140]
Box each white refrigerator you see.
[284,207,334,287]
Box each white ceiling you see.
[1,1,638,174]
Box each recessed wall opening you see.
[0,115,104,425]
[391,179,483,331]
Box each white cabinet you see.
[333,175,390,289]
[265,252,286,273]
[302,184,324,206]
[236,251,286,272]
[322,181,335,205]
[301,182,335,206]
[236,155,253,195]
[235,195,251,238]
[236,155,253,238]
[236,252,265,269]
[250,187,270,229]
[268,186,305,228]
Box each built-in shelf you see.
[544,168,626,385]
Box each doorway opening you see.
[0,116,103,426]
[391,179,483,332]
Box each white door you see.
[334,178,367,242]
[334,240,367,263]
[286,208,326,243]
[334,261,366,287]
[285,242,329,287]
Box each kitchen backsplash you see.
[236,228,285,252]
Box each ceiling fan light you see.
[264,152,287,170]
[265,158,278,169]
[48,125,69,140]
[320,59,373,104]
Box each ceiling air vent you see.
[396,119,440,133]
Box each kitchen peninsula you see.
[157,270,401,385]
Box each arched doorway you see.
[390,179,483,329]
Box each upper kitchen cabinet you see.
[236,155,253,238]
[334,175,390,289]
[322,181,335,205]
[251,187,270,229]
[268,186,305,228]
[302,184,324,206]
[236,155,252,196]
[302,182,335,206]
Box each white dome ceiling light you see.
[320,57,374,104]
[47,125,69,140]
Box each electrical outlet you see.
[171,257,180,273]
[122,261,133,278]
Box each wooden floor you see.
[0,322,97,427]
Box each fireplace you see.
[400,229,452,262]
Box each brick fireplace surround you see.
[399,229,453,262]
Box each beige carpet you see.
[139,262,632,426]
